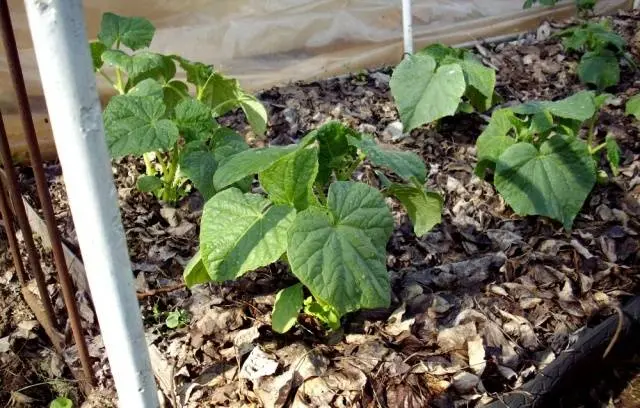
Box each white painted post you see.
[402,0,414,55]
[22,0,159,406]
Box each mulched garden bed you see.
[4,8,640,408]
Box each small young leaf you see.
[102,50,165,83]
[351,136,427,184]
[272,284,304,333]
[625,94,640,119]
[180,150,217,200]
[98,12,155,51]
[387,183,442,236]
[174,56,214,89]
[390,54,466,131]
[50,397,73,408]
[200,188,296,281]
[184,250,211,287]
[475,109,517,178]
[494,134,596,229]
[103,95,179,157]
[303,297,341,331]
[420,43,460,63]
[174,99,214,142]
[128,78,164,98]
[578,50,620,90]
[90,41,107,71]
[287,182,393,315]
[259,146,319,210]
[605,133,621,176]
[213,146,297,190]
[136,175,163,193]
[201,73,240,115]
[459,58,496,102]
[238,93,268,136]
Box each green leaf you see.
[475,109,517,178]
[50,397,73,408]
[128,78,164,98]
[391,54,466,131]
[420,43,460,63]
[212,128,250,160]
[578,50,620,90]
[213,146,297,190]
[259,146,319,210]
[625,94,640,119]
[174,56,214,89]
[511,91,596,121]
[350,136,427,184]
[180,150,217,200]
[459,59,496,101]
[98,12,155,50]
[136,175,163,192]
[200,188,296,281]
[163,80,189,114]
[90,41,107,71]
[300,122,361,185]
[287,182,393,315]
[494,134,596,229]
[174,99,214,142]
[272,284,304,333]
[605,133,621,176]
[387,183,442,236]
[103,95,179,157]
[303,296,341,331]
[102,50,164,83]
[183,250,210,287]
[238,93,268,136]
[200,73,240,115]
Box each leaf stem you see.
[586,115,597,148]
[143,153,155,176]
[590,142,607,155]
[98,70,117,89]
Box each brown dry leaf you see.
[436,322,477,351]
[194,307,244,337]
[452,371,480,394]
[324,360,367,391]
[233,326,261,357]
[292,377,333,408]
[467,336,486,375]
[498,310,539,350]
[354,340,389,372]
[239,346,279,381]
[256,369,296,408]
[385,303,415,336]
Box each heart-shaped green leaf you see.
[578,50,620,90]
[272,284,304,333]
[200,188,296,281]
[494,134,596,229]
[98,13,155,51]
[174,99,214,142]
[475,109,517,178]
[391,54,466,131]
[103,95,179,157]
[287,182,393,315]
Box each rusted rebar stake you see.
[0,111,57,328]
[0,2,95,386]
[0,175,27,284]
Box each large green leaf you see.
[103,95,179,157]
[391,54,466,131]
[174,99,214,142]
[494,134,596,229]
[459,58,496,100]
[174,56,214,89]
[212,128,250,160]
[200,188,296,281]
[475,109,517,178]
[625,93,640,119]
[578,51,620,90]
[272,284,304,333]
[259,146,319,210]
[183,250,210,288]
[287,182,393,315]
[351,136,427,184]
[387,184,442,236]
[213,145,297,190]
[180,150,217,200]
[98,13,155,50]
[163,80,190,115]
[128,78,164,98]
[201,73,239,115]
[511,91,596,121]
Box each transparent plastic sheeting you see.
[1,0,630,161]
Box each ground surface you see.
[2,9,640,408]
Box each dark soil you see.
[3,9,640,408]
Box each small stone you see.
[383,121,404,141]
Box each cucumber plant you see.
[390,43,497,133]
[556,21,632,90]
[475,90,620,229]
[184,122,443,333]
[91,12,266,204]
[523,0,596,14]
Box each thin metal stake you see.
[0,175,27,284]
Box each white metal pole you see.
[22,1,159,406]
[402,0,413,55]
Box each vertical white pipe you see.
[22,1,159,406]
[402,0,413,55]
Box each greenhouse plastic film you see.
[0,0,630,161]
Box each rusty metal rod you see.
[0,2,95,386]
[0,111,56,327]
[0,175,27,284]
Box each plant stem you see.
[98,70,117,89]
[115,68,125,94]
[590,142,607,155]
[586,115,597,148]
[143,153,155,176]
[161,147,181,203]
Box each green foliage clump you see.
[475,91,620,229]
[523,0,596,14]
[90,12,266,204]
[184,122,443,333]
[557,21,632,90]
[390,43,497,133]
